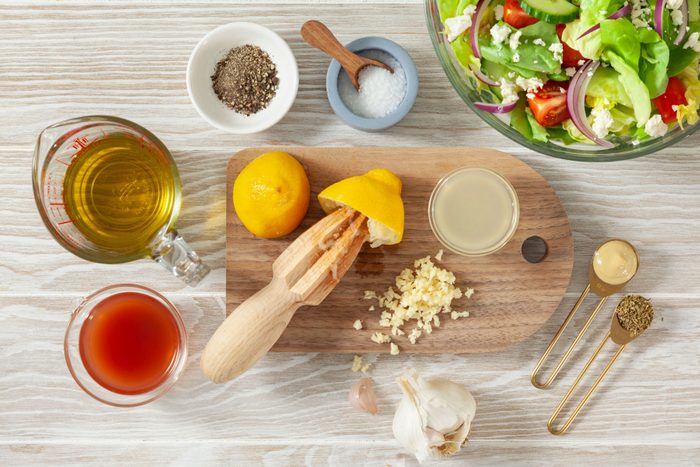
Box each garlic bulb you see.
[349,377,378,415]
[392,369,476,463]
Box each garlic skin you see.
[349,377,378,415]
[392,369,476,463]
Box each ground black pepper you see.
[211,44,279,115]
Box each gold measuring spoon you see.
[301,20,393,90]
[547,295,654,435]
[531,239,639,389]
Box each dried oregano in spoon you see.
[615,295,654,337]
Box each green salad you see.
[438,0,700,146]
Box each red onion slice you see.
[470,64,500,86]
[474,100,518,113]
[673,0,689,45]
[655,0,666,37]
[577,5,633,40]
[566,60,615,148]
[470,0,490,59]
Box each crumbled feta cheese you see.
[549,42,564,62]
[684,32,700,52]
[509,30,522,50]
[371,332,392,344]
[368,305,375,311]
[533,38,546,46]
[671,8,684,26]
[565,67,577,77]
[353,319,363,330]
[672,104,680,112]
[631,0,651,29]
[644,114,668,137]
[364,290,377,300]
[351,355,371,373]
[578,59,586,66]
[591,107,614,138]
[512,52,520,62]
[465,288,475,299]
[444,15,472,42]
[515,76,544,93]
[526,92,535,99]
[668,0,683,9]
[490,23,511,46]
[435,249,444,261]
[494,4,504,20]
[500,78,520,104]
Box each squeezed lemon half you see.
[318,168,404,247]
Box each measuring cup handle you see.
[151,230,210,287]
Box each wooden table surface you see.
[1,1,699,465]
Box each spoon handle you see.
[301,20,365,70]
[547,332,626,435]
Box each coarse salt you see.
[338,50,407,119]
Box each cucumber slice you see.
[518,0,579,23]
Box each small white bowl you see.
[187,22,298,134]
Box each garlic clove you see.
[392,369,476,463]
[349,377,378,415]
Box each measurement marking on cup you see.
[57,219,75,226]
[49,202,64,206]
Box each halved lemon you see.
[318,169,404,247]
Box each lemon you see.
[233,151,310,238]
[318,168,404,246]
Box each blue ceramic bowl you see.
[326,37,419,131]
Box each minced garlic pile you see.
[351,355,371,373]
[357,250,473,356]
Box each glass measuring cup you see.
[32,116,209,286]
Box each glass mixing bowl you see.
[424,0,700,162]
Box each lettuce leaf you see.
[668,22,700,76]
[578,0,626,25]
[640,38,670,98]
[586,66,633,108]
[510,98,533,140]
[562,21,603,60]
[600,19,640,71]
[479,22,561,74]
[525,108,549,142]
[604,50,652,125]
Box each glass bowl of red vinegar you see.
[64,284,188,407]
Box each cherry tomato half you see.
[653,77,688,124]
[556,24,585,68]
[504,0,539,28]
[528,81,571,127]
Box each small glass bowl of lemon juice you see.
[429,167,520,257]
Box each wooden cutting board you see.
[227,148,573,353]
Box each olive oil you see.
[63,133,178,257]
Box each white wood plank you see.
[2,443,699,467]
[0,297,697,446]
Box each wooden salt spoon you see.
[301,20,393,90]
[201,208,368,383]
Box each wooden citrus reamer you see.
[530,239,639,389]
[201,208,368,383]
